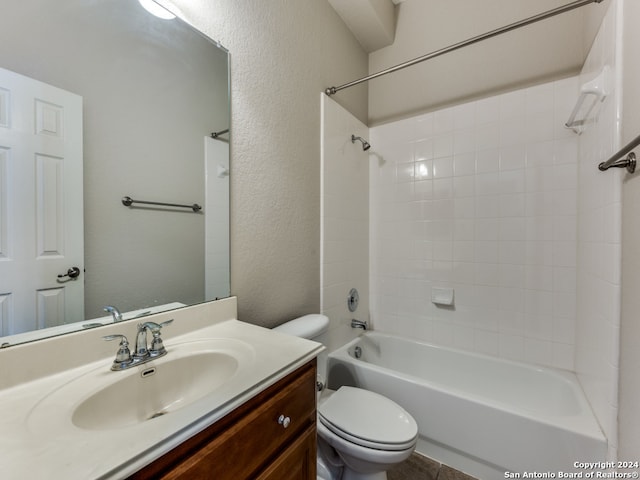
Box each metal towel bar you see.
[598,133,640,173]
[210,128,229,138]
[121,196,202,212]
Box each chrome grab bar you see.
[598,133,640,174]
[122,196,202,212]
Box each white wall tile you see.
[475,263,500,286]
[475,241,499,264]
[434,109,454,134]
[524,337,553,365]
[370,75,580,371]
[500,264,525,288]
[454,128,477,154]
[500,89,526,120]
[527,140,555,168]
[500,145,527,171]
[433,177,454,199]
[476,149,499,173]
[415,113,434,140]
[573,0,620,459]
[321,95,370,353]
[453,176,475,198]
[475,96,501,125]
[433,157,454,178]
[476,124,500,151]
[499,333,525,361]
[476,195,500,218]
[453,152,477,176]
[474,329,499,356]
[433,133,454,158]
[499,169,526,194]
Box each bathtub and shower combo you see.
[321,1,612,477]
[326,332,607,479]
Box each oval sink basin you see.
[73,351,238,430]
[27,338,255,432]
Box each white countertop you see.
[0,316,322,479]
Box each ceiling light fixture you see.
[138,0,176,20]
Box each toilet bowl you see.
[318,386,417,480]
[273,314,418,480]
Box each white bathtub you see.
[327,332,607,480]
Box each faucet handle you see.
[141,318,173,333]
[103,334,132,369]
[142,319,173,356]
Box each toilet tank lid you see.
[273,314,329,339]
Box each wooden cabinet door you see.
[256,425,317,480]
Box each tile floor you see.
[388,453,478,480]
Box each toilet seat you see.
[318,386,418,451]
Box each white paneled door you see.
[0,67,83,336]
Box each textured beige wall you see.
[170,0,368,326]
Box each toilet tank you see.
[273,314,330,344]
[273,314,330,394]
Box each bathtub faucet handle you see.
[351,319,368,330]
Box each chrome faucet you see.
[103,319,173,371]
[136,320,173,358]
[104,305,123,323]
[351,319,368,330]
[134,323,151,359]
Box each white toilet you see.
[274,314,418,480]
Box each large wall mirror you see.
[0,0,230,346]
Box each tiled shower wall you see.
[369,76,581,370]
[574,0,622,460]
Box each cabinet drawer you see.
[133,360,317,480]
[203,363,316,477]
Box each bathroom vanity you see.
[0,298,322,479]
[131,359,317,479]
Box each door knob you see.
[57,267,81,279]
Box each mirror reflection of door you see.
[0,67,83,335]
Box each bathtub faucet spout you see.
[351,319,368,330]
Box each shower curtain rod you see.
[325,0,604,96]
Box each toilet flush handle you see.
[278,414,291,429]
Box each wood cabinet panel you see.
[256,425,316,480]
